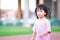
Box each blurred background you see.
[0,0,60,39]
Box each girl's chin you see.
[38,16,44,18]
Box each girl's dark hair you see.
[35,4,50,19]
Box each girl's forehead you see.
[37,8,43,10]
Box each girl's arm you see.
[39,31,51,37]
[31,32,37,40]
[39,20,51,37]
[40,20,51,37]
[44,31,51,35]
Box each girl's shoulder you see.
[45,18,50,24]
[45,18,50,21]
[34,19,39,23]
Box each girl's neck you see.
[39,17,46,20]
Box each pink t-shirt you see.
[33,18,51,40]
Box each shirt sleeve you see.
[33,22,37,32]
[46,20,51,32]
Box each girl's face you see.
[36,8,46,18]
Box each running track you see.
[0,32,60,40]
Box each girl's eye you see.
[40,10,43,12]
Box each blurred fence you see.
[50,18,60,26]
[0,18,60,26]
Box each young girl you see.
[32,4,51,40]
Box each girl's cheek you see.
[37,13,41,16]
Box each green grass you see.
[0,26,33,36]
[51,26,60,32]
[0,26,60,36]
